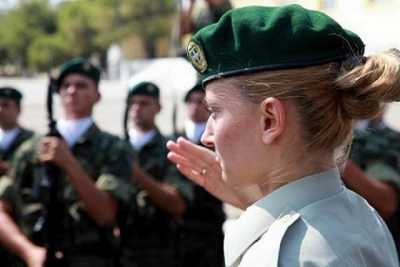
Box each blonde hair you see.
[230,49,400,152]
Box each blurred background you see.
[0,0,399,135]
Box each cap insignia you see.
[188,41,207,73]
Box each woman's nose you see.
[201,119,214,148]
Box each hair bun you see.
[336,49,400,120]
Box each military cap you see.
[0,87,23,104]
[184,80,204,102]
[55,58,101,90]
[187,4,365,83]
[127,82,160,100]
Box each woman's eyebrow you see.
[203,95,211,106]
[204,96,219,108]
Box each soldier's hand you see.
[0,160,10,175]
[131,161,147,183]
[167,137,244,209]
[38,137,73,168]
[24,245,46,267]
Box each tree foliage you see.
[117,0,176,58]
[0,0,56,73]
[0,0,178,74]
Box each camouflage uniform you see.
[173,132,225,267]
[120,129,192,267]
[351,126,400,254]
[1,124,133,267]
[0,127,34,267]
[0,177,24,267]
[178,184,225,267]
[0,128,34,164]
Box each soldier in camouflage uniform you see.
[120,82,192,267]
[343,114,400,256]
[174,82,225,267]
[0,58,133,267]
[0,87,34,267]
[0,87,34,174]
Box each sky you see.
[0,0,64,10]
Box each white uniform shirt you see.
[224,169,399,267]
[57,117,93,147]
[184,121,206,144]
[0,127,20,151]
[128,128,156,151]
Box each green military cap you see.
[128,82,160,100]
[55,57,101,90]
[0,87,23,104]
[187,4,365,83]
[184,80,204,102]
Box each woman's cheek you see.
[214,118,243,163]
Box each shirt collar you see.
[57,117,94,146]
[0,127,21,151]
[224,168,343,266]
[129,128,157,151]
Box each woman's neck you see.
[234,151,336,208]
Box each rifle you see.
[41,76,69,267]
[123,96,130,141]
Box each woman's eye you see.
[209,109,220,120]
[207,105,221,119]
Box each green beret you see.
[184,81,204,102]
[55,58,100,90]
[187,4,365,83]
[0,87,22,103]
[127,82,160,100]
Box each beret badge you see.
[51,68,60,80]
[187,41,207,73]
[83,62,91,71]
[147,84,155,93]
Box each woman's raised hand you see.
[167,137,243,208]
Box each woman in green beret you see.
[167,4,400,267]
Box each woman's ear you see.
[260,97,286,144]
